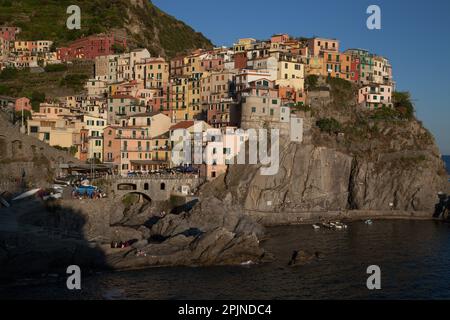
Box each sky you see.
[152,0,450,155]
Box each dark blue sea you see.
[444,155,450,175]
[1,220,450,300]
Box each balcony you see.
[116,135,152,140]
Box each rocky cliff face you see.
[202,82,448,217]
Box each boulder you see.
[189,228,264,266]
[150,196,264,239]
[110,226,143,242]
[288,250,322,266]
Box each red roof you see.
[170,121,195,131]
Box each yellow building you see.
[305,55,325,77]
[83,115,107,161]
[187,73,203,120]
[27,117,82,150]
[168,76,190,122]
[233,38,256,53]
[276,54,305,91]
[183,53,203,77]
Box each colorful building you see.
[57,33,127,62]
[358,84,393,109]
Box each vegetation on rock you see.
[0,0,213,58]
[316,117,342,134]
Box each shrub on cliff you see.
[0,67,18,80]
[326,77,355,106]
[317,118,342,134]
[60,74,89,92]
[44,64,68,73]
[30,91,46,112]
[393,92,415,120]
[305,75,319,90]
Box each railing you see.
[108,173,203,181]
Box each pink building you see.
[271,34,290,43]
[0,96,31,112]
[0,27,20,41]
[358,84,393,109]
[57,33,127,62]
[200,56,224,72]
[104,126,170,175]
[14,97,31,112]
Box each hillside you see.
[0,0,213,57]
[0,61,93,99]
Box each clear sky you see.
[152,0,450,155]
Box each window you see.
[251,107,256,113]
[30,126,39,133]
[160,183,166,190]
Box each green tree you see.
[14,110,32,126]
[44,64,68,73]
[393,91,415,119]
[305,75,319,90]
[0,67,18,80]
[30,91,46,112]
[316,118,342,134]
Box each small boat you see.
[365,219,373,225]
[12,188,41,201]
[43,192,62,201]
[322,222,333,229]
[313,224,321,230]
[335,222,348,229]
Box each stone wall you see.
[112,176,204,202]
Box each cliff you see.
[202,78,449,218]
[0,0,213,57]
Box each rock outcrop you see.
[218,139,446,214]
[200,82,448,218]
[1,195,265,279]
[0,115,81,191]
